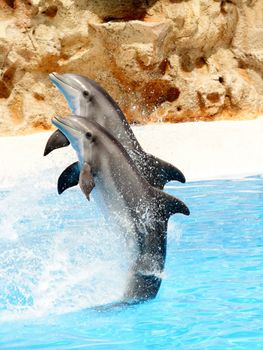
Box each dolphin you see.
[52,115,190,303]
[45,72,185,190]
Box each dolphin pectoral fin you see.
[44,129,70,156]
[79,162,95,201]
[146,154,185,189]
[57,162,80,194]
[161,191,190,217]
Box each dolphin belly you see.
[93,177,165,302]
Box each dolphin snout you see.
[49,72,63,84]
[49,72,76,89]
[52,115,87,133]
[52,115,75,130]
[52,115,68,126]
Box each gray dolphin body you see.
[45,73,185,190]
[52,115,190,303]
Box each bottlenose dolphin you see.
[45,72,185,189]
[52,115,190,303]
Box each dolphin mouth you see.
[49,72,79,92]
[52,116,80,133]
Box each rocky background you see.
[0,0,262,135]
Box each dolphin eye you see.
[85,132,92,139]
[83,90,90,98]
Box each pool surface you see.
[0,174,262,349]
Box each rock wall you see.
[0,0,263,134]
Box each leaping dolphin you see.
[52,115,190,303]
[45,73,185,189]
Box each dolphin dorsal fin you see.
[159,191,190,218]
[57,162,80,194]
[44,130,70,156]
[145,154,185,189]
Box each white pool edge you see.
[1,117,263,186]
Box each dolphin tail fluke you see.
[44,129,70,156]
[146,154,185,189]
[57,162,80,194]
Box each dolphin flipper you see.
[145,154,185,189]
[57,161,80,194]
[44,130,70,156]
[79,162,95,200]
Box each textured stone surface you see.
[0,0,262,134]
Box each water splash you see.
[0,169,136,321]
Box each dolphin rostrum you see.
[52,115,190,303]
[45,73,185,189]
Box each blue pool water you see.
[0,175,262,349]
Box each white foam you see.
[0,173,135,320]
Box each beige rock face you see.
[0,0,262,134]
